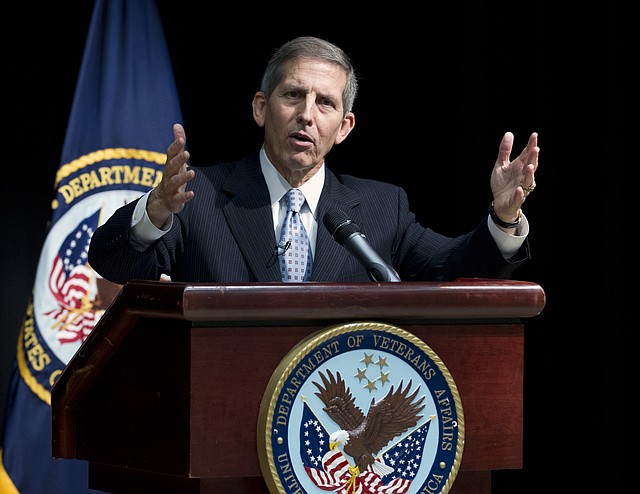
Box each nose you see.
[296,95,316,125]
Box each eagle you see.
[312,369,425,476]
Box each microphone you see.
[267,240,291,268]
[323,208,401,282]
[274,240,291,257]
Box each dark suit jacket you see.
[88,152,530,284]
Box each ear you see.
[252,92,267,127]
[334,112,355,145]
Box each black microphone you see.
[274,240,291,257]
[323,208,401,282]
[267,240,291,267]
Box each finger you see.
[166,137,184,162]
[173,122,186,141]
[497,131,515,164]
[520,164,537,197]
[531,147,539,172]
[171,166,195,189]
[516,134,539,169]
[167,173,195,208]
[166,124,187,162]
[524,163,536,184]
[166,143,190,176]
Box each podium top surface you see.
[115,278,546,322]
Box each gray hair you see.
[259,36,358,115]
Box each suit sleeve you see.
[382,186,531,281]
[396,212,531,281]
[88,198,178,284]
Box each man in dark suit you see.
[88,36,539,285]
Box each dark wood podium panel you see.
[51,279,545,494]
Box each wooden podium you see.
[51,279,545,494]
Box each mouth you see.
[289,131,314,145]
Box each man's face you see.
[252,58,355,185]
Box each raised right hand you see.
[146,123,196,228]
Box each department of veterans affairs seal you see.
[257,321,464,494]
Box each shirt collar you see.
[259,146,325,219]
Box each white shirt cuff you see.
[130,191,172,251]
[487,213,529,259]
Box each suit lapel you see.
[310,171,361,281]
[223,157,282,281]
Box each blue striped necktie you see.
[279,188,312,281]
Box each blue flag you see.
[0,1,182,492]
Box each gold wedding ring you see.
[522,180,536,194]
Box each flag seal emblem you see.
[257,321,464,494]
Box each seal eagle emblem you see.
[313,369,425,477]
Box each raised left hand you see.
[490,131,539,223]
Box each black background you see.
[1,2,633,493]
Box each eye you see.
[284,90,302,100]
[319,97,333,106]
[318,97,338,111]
